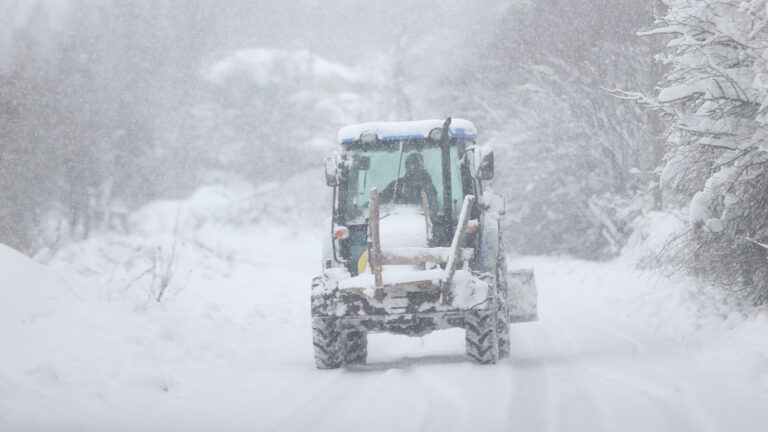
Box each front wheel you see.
[343,330,368,365]
[312,317,342,369]
[465,308,498,364]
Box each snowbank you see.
[576,209,768,388]
[0,243,66,325]
[620,210,686,261]
[0,177,324,431]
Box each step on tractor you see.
[312,117,537,368]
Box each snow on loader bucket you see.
[311,118,537,368]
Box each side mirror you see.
[325,153,341,186]
[479,147,494,180]
[466,145,494,180]
[353,155,370,171]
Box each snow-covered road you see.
[2,190,767,431]
[220,244,765,432]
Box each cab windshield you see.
[342,141,464,224]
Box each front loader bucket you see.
[507,268,538,322]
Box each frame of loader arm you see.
[339,187,477,304]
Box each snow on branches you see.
[653,0,768,232]
[649,0,768,302]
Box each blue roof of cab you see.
[337,118,477,144]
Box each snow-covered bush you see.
[439,0,657,259]
[500,54,652,259]
[647,0,768,303]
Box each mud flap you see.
[507,268,538,322]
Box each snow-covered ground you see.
[2,181,768,432]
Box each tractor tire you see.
[312,317,343,369]
[465,222,511,364]
[496,230,511,360]
[465,307,498,364]
[343,330,368,365]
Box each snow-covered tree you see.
[439,0,657,259]
[648,0,768,302]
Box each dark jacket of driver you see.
[380,169,438,212]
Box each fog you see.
[1,0,655,257]
[3,1,768,430]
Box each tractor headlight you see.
[429,128,443,141]
[360,131,377,144]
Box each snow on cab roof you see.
[337,118,477,144]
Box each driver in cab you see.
[380,152,438,211]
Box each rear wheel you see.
[312,317,342,369]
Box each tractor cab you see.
[325,118,494,276]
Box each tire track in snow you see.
[506,322,562,432]
[408,368,472,431]
[260,371,356,431]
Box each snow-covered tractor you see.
[312,118,537,368]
